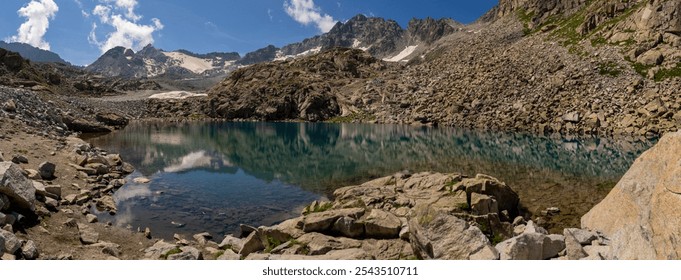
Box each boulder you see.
[296,232,362,255]
[563,228,598,246]
[219,235,244,252]
[217,250,241,260]
[0,235,4,255]
[470,193,499,215]
[562,111,581,123]
[63,117,112,133]
[455,175,519,217]
[363,209,401,239]
[582,131,681,259]
[193,232,212,245]
[332,216,365,238]
[636,50,664,65]
[0,194,9,211]
[144,240,178,259]
[564,229,588,260]
[408,207,498,260]
[0,229,22,254]
[168,246,202,260]
[96,113,129,127]
[38,161,56,180]
[301,208,364,233]
[239,231,265,257]
[77,223,99,245]
[10,155,28,164]
[0,162,37,211]
[495,232,565,260]
[21,240,39,260]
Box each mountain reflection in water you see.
[88,121,654,237]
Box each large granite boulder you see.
[582,131,681,259]
[0,162,37,211]
[408,206,499,260]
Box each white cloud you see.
[73,0,89,17]
[89,0,163,53]
[284,0,336,33]
[6,0,59,51]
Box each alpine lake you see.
[86,121,654,238]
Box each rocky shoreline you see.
[0,89,679,259]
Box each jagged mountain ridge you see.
[87,14,462,78]
[86,44,242,79]
[242,15,462,65]
[0,41,68,64]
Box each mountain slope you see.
[0,41,68,64]
[203,0,681,139]
[86,44,241,79]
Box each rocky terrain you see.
[0,48,160,96]
[2,0,681,260]
[203,0,681,139]
[86,45,241,79]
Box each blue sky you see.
[0,0,497,66]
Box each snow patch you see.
[148,91,208,100]
[163,51,215,74]
[352,39,370,51]
[383,45,418,62]
[274,47,323,61]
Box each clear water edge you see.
[87,121,654,238]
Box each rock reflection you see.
[89,121,655,235]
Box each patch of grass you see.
[598,61,622,77]
[215,250,225,259]
[303,201,333,215]
[654,63,681,81]
[289,239,310,255]
[457,203,471,211]
[161,247,182,260]
[590,36,608,47]
[491,234,505,245]
[264,236,282,253]
[327,111,376,123]
[516,8,536,35]
[631,62,652,77]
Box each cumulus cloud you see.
[284,0,337,33]
[89,0,163,53]
[6,0,59,50]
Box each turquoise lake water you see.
[88,121,654,238]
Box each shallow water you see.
[88,121,654,238]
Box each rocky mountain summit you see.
[0,41,68,64]
[0,48,160,95]
[86,44,241,79]
[242,15,461,65]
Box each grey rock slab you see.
[332,216,365,238]
[302,208,365,233]
[564,228,598,246]
[86,214,98,223]
[0,229,22,254]
[21,240,39,260]
[239,231,264,257]
[77,223,99,245]
[0,162,37,211]
[409,208,498,260]
[363,209,401,239]
[144,240,177,259]
[217,250,241,260]
[219,235,243,252]
[296,232,362,255]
